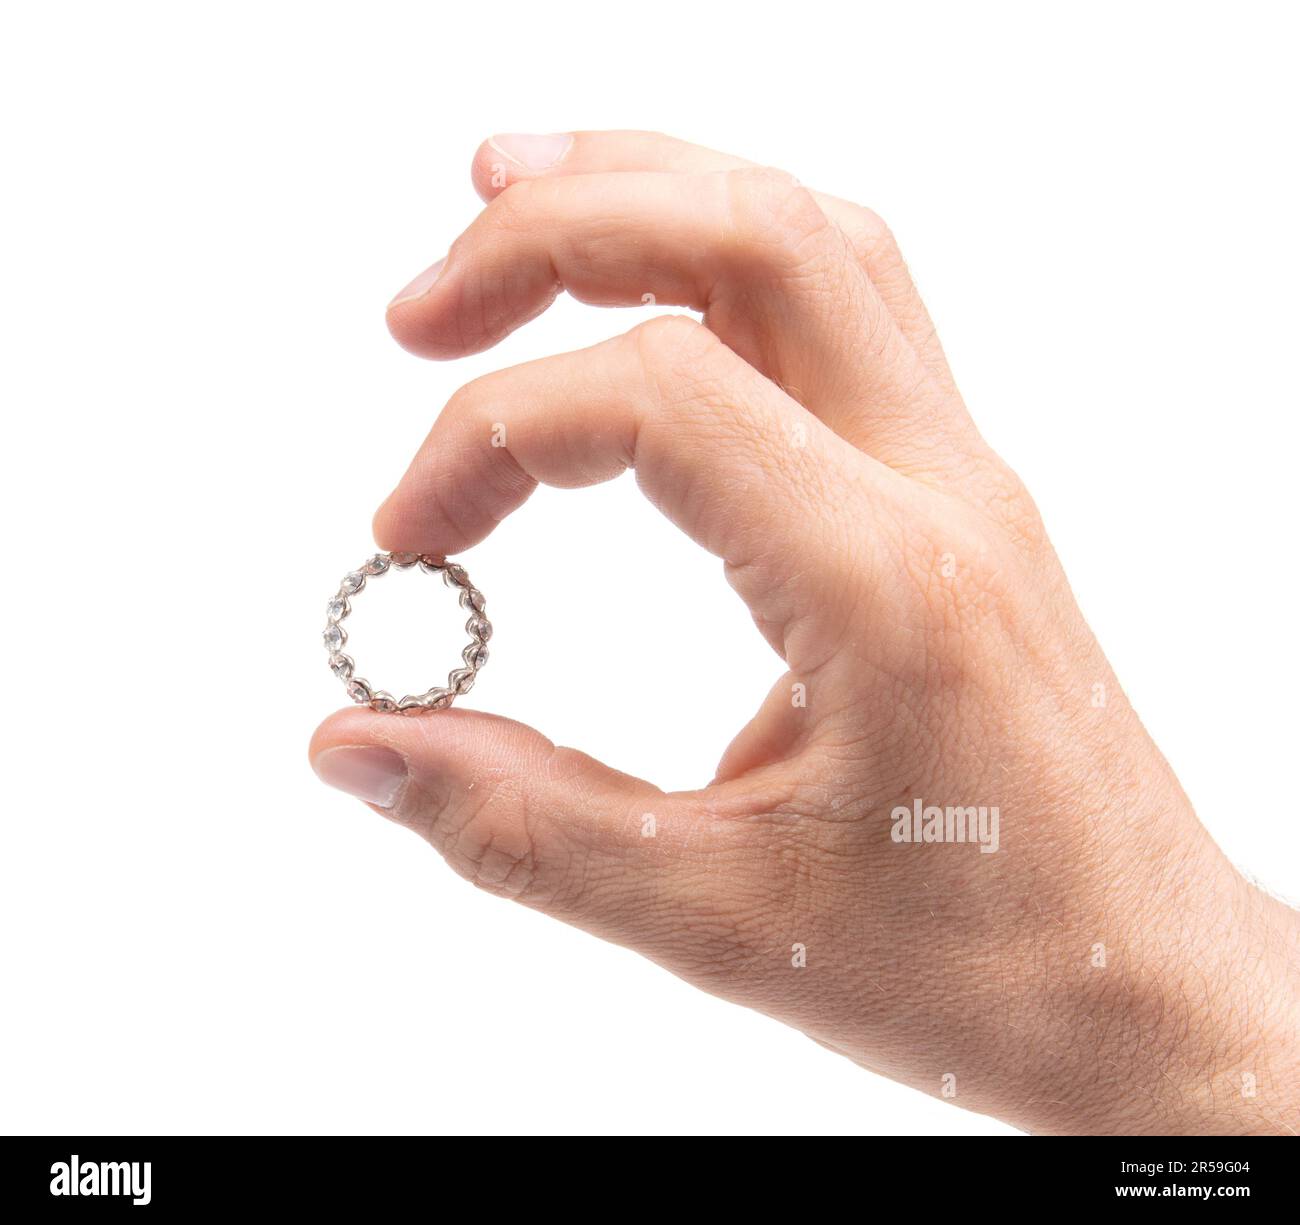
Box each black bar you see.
[1,1135,1288,1211]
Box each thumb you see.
[308,707,698,938]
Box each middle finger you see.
[386,169,974,473]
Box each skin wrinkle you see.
[392,431,514,553]
[310,130,1300,1136]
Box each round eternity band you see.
[323,552,491,715]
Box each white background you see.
[1,1,1296,1136]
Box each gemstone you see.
[390,552,419,568]
[419,555,445,573]
[326,596,350,622]
[442,564,468,588]
[329,653,354,680]
[462,642,489,669]
[323,623,346,651]
[340,571,366,595]
[369,691,397,713]
[346,678,372,703]
[362,554,390,576]
[424,687,453,710]
[397,694,426,714]
[459,588,486,613]
[466,614,492,642]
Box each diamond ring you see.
[323,552,491,715]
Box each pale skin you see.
[310,130,1300,1135]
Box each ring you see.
[323,552,491,715]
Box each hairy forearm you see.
[1019,856,1300,1135]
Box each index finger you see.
[375,316,908,665]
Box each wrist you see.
[1031,860,1300,1135]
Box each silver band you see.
[323,552,491,714]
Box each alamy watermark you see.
[50,1155,151,1205]
[890,798,1000,854]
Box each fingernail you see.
[388,257,445,308]
[313,746,408,809]
[488,132,573,171]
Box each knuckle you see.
[629,313,721,372]
[436,783,564,907]
[628,316,736,426]
[444,370,509,431]
[482,176,545,235]
[721,166,833,270]
[844,205,901,266]
[856,204,891,238]
[428,748,615,916]
[893,498,1061,693]
[985,463,1050,553]
[442,378,486,426]
[946,452,1051,556]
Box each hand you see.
[310,130,1299,1135]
